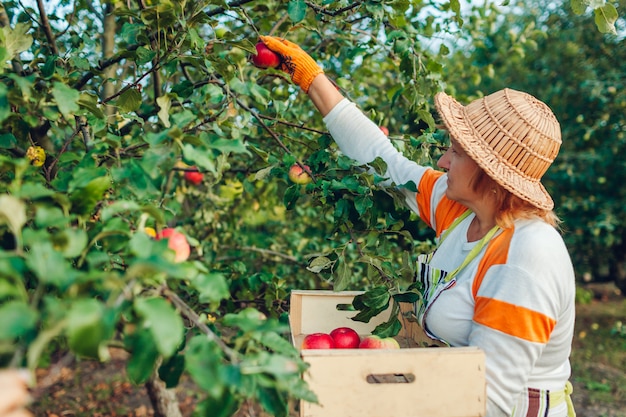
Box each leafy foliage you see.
[0,0,618,415]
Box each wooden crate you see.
[289,290,486,417]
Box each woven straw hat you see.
[434,88,561,211]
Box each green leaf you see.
[594,4,618,35]
[351,286,391,323]
[0,300,38,340]
[306,256,332,273]
[255,331,297,356]
[372,315,402,338]
[52,228,88,258]
[26,241,76,288]
[135,46,156,64]
[78,92,105,119]
[158,354,185,388]
[0,84,10,123]
[288,0,307,23]
[116,88,142,113]
[129,232,155,259]
[193,393,239,417]
[134,297,184,358]
[182,144,216,174]
[283,185,300,210]
[333,257,351,291]
[52,82,80,118]
[0,131,16,150]
[570,0,586,15]
[126,328,160,384]
[185,335,225,397]
[192,272,230,304]
[208,138,250,155]
[223,307,270,333]
[66,299,108,359]
[101,200,141,222]
[157,94,172,127]
[257,385,288,417]
[42,55,57,78]
[1,23,33,61]
[171,80,194,99]
[69,176,111,216]
[0,194,26,238]
[392,290,422,304]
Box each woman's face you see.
[436,138,482,205]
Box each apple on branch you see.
[184,167,203,185]
[288,163,312,185]
[156,228,191,263]
[252,42,281,69]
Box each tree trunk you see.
[145,371,183,417]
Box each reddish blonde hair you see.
[471,170,559,229]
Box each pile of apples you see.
[301,327,400,350]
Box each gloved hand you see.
[259,35,324,93]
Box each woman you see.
[259,36,577,417]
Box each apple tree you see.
[0,0,617,415]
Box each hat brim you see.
[434,91,554,211]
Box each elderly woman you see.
[259,36,576,417]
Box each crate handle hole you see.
[366,373,415,384]
[335,303,355,311]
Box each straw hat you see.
[434,88,561,211]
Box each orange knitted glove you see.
[259,35,324,93]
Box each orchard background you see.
[0,1,625,416]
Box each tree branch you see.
[36,0,59,55]
[162,287,240,363]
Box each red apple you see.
[156,228,190,263]
[184,167,203,185]
[379,126,389,136]
[251,42,281,69]
[358,335,400,349]
[288,163,312,185]
[330,327,361,349]
[301,332,336,349]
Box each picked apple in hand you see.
[330,327,361,349]
[251,42,281,69]
[358,334,400,349]
[301,332,336,349]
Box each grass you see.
[570,290,626,415]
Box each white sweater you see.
[323,99,576,416]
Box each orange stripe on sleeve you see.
[414,170,466,236]
[474,297,556,343]
[415,170,445,228]
[433,199,468,237]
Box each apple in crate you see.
[358,335,400,349]
[302,332,336,349]
[330,327,360,349]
